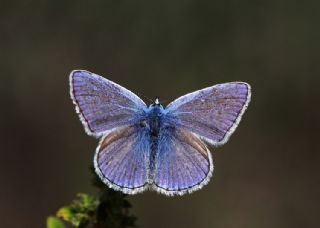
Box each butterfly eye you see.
[139,120,148,128]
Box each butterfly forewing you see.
[166,82,251,146]
[94,125,150,194]
[70,70,147,137]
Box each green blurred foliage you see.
[47,216,66,228]
[56,193,98,227]
[48,169,137,228]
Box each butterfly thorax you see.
[146,103,164,139]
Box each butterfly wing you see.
[165,82,251,146]
[94,125,151,194]
[152,127,213,196]
[70,70,147,137]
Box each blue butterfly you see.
[69,70,251,196]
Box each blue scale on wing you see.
[71,70,147,136]
[95,125,150,189]
[165,82,250,145]
[153,127,212,191]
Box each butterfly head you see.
[149,98,163,109]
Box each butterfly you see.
[69,70,251,196]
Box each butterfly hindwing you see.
[94,125,151,194]
[166,82,251,146]
[152,127,213,196]
[70,70,147,137]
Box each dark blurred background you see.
[1,0,319,227]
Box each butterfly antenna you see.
[158,97,171,105]
[138,93,153,104]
